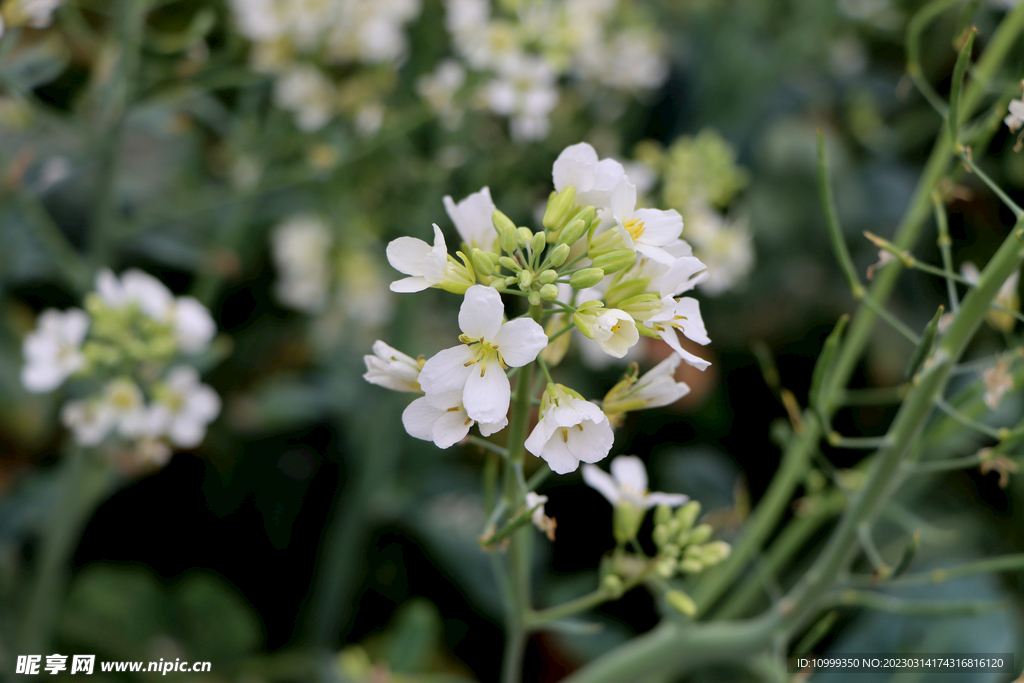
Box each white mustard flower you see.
[273,64,337,132]
[685,205,754,296]
[484,54,558,142]
[402,390,507,448]
[603,355,691,421]
[525,491,556,540]
[419,285,547,424]
[982,357,1014,410]
[271,215,334,312]
[443,186,498,252]
[61,378,149,446]
[386,224,452,293]
[524,383,614,474]
[1005,97,1024,133]
[582,455,688,509]
[149,366,221,448]
[417,59,466,128]
[645,296,711,371]
[21,308,89,393]
[574,304,639,358]
[552,142,627,210]
[610,177,684,265]
[363,340,424,392]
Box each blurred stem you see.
[18,448,118,654]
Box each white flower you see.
[386,224,452,293]
[685,205,754,296]
[61,378,148,446]
[525,491,556,540]
[982,357,1014,410]
[271,215,334,312]
[646,296,711,371]
[419,285,547,424]
[1006,98,1024,133]
[417,59,466,128]
[363,340,423,392]
[402,390,507,448]
[552,142,627,209]
[443,186,498,252]
[150,366,221,448]
[524,384,614,474]
[5,0,62,29]
[21,308,89,393]
[273,64,336,132]
[610,177,684,265]
[579,306,639,358]
[484,54,559,142]
[582,455,688,509]
[603,355,691,418]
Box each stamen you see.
[480,363,486,377]
[576,424,583,431]
[561,428,568,443]
[464,417,473,425]
[446,407,461,412]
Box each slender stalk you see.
[901,452,985,474]
[933,194,960,313]
[859,553,1024,587]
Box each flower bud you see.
[472,249,496,276]
[569,268,605,289]
[679,559,703,574]
[656,557,677,577]
[543,185,577,231]
[539,284,559,301]
[493,212,518,254]
[665,589,697,616]
[576,205,597,231]
[558,218,587,246]
[663,543,681,558]
[538,269,557,285]
[491,279,507,291]
[498,256,521,272]
[601,574,624,599]
[618,294,663,322]
[652,523,671,547]
[528,290,542,306]
[588,226,628,258]
[591,249,637,275]
[675,501,701,532]
[698,541,731,566]
[687,523,713,546]
[530,231,547,255]
[504,276,520,287]
[492,209,516,235]
[518,270,534,288]
[516,227,533,248]
[613,501,645,544]
[547,243,570,267]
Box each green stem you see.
[860,553,1024,586]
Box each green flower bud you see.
[548,243,571,267]
[494,210,518,253]
[538,269,558,285]
[654,503,672,526]
[498,256,521,272]
[601,574,624,599]
[530,231,546,255]
[687,523,713,546]
[576,205,597,231]
[613,501,645,544]
[675,501,701,533]
[679,559,704,574]
[516,227,533,248]
[618,293,663,322]
[698,541,731,566]
[569,268,605,289]
[543,185,577,231]
[588,226,628,258]
[504,276,520,287]
[491,279,507,291]
[558,218,587,246]
[528,290,542,306]
[539,284,559,301]
[656,557,677,577]
[591,249,637,275]
[663,543,681,558]
[665,589,697,616]
[518,270,534,288]
[604,279,651,309]
[492,209,516,235]
[471,248,496,276]
[652,523,671,547]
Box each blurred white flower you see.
[419,285,547,424]
[273,64,337,131]
[21,308,89,393]
[444,186,498,252]
[582,455,688,509]
[150,366,221,448]
[363,340,423,392]
[4,0,63,30]
[525,383,613,474]
[525,491,556,540]
[271,215,334,313]
[982,357,1014,410]
[684,204,753,296]
[484,54,558,141]
[61,378,148,446]
[402,390,506,448]
[417,59,466,128]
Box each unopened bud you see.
[548,243,570,267]
[679,559,703,574]
[518,270,534,288]
[528,290,542,306]
[654,504,671,526]
[530,231,546,255]
[504,276,520,287]
[539,284,559,301]
[570,268,605,289]
[601,574,624,599]
[699,541,731,566]
[538,269,557,285]
[663,544,681,558]
[498,256,521,271]
[494,211,518,254]
[687,524,713,546]
[675,501,701,532]
[656,557,677,577]
[516,227,533,248]
[665,589,697,616]
[576,205,597,230]
[543,185,577,231]
[653,523,671,547]
[558,218,587,246]
[472,249,496,276]
[591,249,637,275]
[491,279,507,291]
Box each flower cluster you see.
[228,0,421,132]
[426,0,669,140]
[364,141,711,470]
[21,269,221,470]
[0,0,62,37]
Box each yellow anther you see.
[561,428,568,443]
[623,218,645,240]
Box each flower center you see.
[623,217,645,240]
[459,336,509,376]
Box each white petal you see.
[660,257,709,297]
[386,237,432,276]
[445,186,497,248]
[419,345,475,395]
[610,178,636,222]
[432,410,473,448]
[644,492,689,509]
[169,415,206,447]
[552,142,599,193]
[633,208,683,247]
[174,297,216,354]
[459,285,505,340]
[463,358,510,424]
[549,395,605,428]
[567,418,614,464]
[660,329,711,371]
[21,363,64,392]
[95,268,124,305]
[675,297,710,345]
[525,416,559,458]
[538,433,581,474]
[62,309,90,345]
[581,464,620,504]
[492,317,547,366]
[634,243,677,266]
[390,276,431,293]
[402,396,442,441]
[611,455,648,492]
[478,415,508,437]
